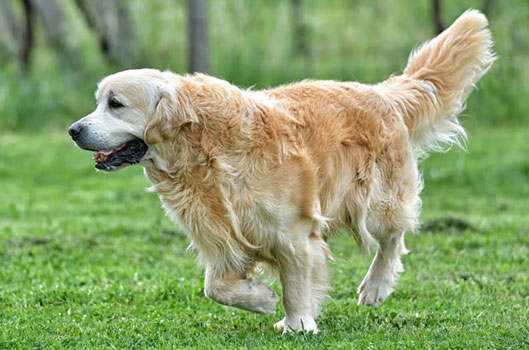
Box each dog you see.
[69,10,495,333]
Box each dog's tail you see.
[376,10,496,157]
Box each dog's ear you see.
[144,85,199,145]
[144,91,173,145]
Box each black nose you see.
[68,123,83,141]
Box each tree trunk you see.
[292,0,309,56]
[0,0,34,70]
[186,0,209,73]
[21,0,34,70]
[432,0,445,35]
[31,0,78,57]
[75,0,136,66]
[0,0,22,60]
[482,0,496,17]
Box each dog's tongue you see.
[93,146,124,162]
[94,143,126,160]
[98,149,115,156]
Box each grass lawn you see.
[1,125,528,349]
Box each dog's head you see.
[68,69,197,172]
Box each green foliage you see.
[1,0,528,131]
[0,123,528,348]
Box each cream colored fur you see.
[70,10,495,333]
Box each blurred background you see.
[1,2,529,346]
[0,0,527,131]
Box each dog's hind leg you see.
[204,266,279,315]
[357,232,408,306]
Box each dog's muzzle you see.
[68,122,148,172]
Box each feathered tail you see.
[377,10,496,157]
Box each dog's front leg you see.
[274,219,320,334]
[203,266,278,315]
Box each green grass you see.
[1,124,528,349]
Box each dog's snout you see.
[68,123,83,141]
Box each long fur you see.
[376,10,496,158]
[71,10,495,333]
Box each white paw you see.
[234,282,278,315]
[357,278,394,306]
[273,317,286,332]
[254,284,279,315]
[274,316,319,334]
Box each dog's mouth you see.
[92,138,148,172]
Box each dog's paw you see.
[274,316,319,334]
[357,278,394,306]
[273,317,286,332]
[237,282,278,315]
[253,284,279,315]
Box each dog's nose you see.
[68,123,83,141]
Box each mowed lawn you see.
[1,125,528,349]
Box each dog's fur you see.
[70,11,495,333]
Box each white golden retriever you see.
[69,11,495,333]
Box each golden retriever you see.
[69,10,495,333]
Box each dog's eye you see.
[108,98,124,109]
